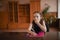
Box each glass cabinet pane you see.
[19,4,30,23]
[14,1,18,23]
[8,1,13,22]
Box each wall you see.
[59,32,60,40]
[8,0,57,12]
[18,0,30,4]
[41,0,57,12]
[58,0,60,19]
[9,0,57,12]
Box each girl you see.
[27,11,47,37]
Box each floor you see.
[0,32,58,40]
[49,27,58,32]
[0,27,59,40]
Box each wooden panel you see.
[30,0,40,22]
[18,4,30,23]
[0,0,8,30]
[8,1,13,22]
[18,4,30,29]
[8,23,18,30]
[0,11,8,30]
[14,1,18,23]
[18,23,29,29]
[8,1,18,30]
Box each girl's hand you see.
[34,19,40,24]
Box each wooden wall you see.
[30,0,40,22]
[0,1,8,30]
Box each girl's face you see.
[33,13,41,22]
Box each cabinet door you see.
[8,0,40,30]
[18,4,30,29]
[8,1,18,30]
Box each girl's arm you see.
[35,20,47,32]
[28,23,37,36]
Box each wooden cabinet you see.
[8,1,30,29]
[8,0,40,30]
[8,1,18,30]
